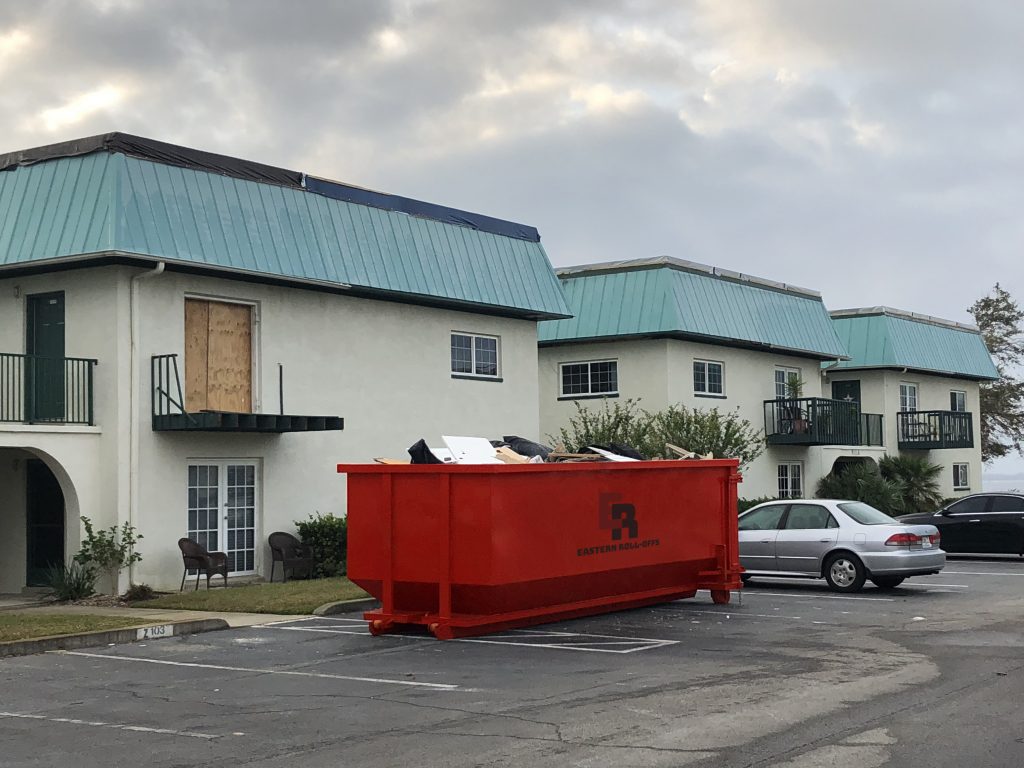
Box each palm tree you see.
[878,455,944,516]
[816,461,904,516]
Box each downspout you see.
[128,261,165,589]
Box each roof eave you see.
[538,330,850,360]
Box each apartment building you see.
[0,133,569,593]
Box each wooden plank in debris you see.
[373,458,411,465]
[494,446,529,464]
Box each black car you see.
[899,493,1024,556]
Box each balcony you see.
[764,398,884,447]
[897,411,973,450]
[151,354,344,433]
[0,353,97,426]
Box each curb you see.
[314,597,379,616]
[0,618,229,659]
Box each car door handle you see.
[760,539,771,543]
[819,539,831,543]
[969,519,981,523]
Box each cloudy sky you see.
[2,1,1022,470]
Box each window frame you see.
[558,359,619,400]
[693,359,726,398]
[738,504,788,531]
[952,463,970,491]
[899,382,919,412]
[777,461,804,499]
[782,503,839,530]
[450,332,502,381]
[774,366,801,400]
[950,390,967,412]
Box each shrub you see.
[554,398,658,457]
[295,512,347,578]
[45,561,97,601]
[651,405,765,468]
[878,454,944,515]
[123,583,155,602]
[738,496,777,514]
[816,462,904,516]
[73,517,144,594]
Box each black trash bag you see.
[502,435,553,460]
[408,439,443,464]
[489,440,510,449]
[589,442,647,461]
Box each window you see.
[774,367,801,399]
[838,502,897,525]
[451,333,500,379]
[739,505,787,531]
[952,463,969,490]
[694,360,725,396]
[559,360,618,398]
[777,462,803,498]
[946,496,988,515]
[990,495,1024,512]
[950,390,967,412]
[784,504,838,530]
[899,382,919,412]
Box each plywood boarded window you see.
[185,299,253,413]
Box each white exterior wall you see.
[2,265,542,591]
[825,368,984,499]
[539,338,870,500]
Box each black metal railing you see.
[152,354,196,425]
[0,352,97,425]
[764,397,884,447]
[897,410,973,450]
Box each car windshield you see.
[837,502,897,525]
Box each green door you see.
[26,459,66,586]
[26,292,65,422]
[831,380,861,404]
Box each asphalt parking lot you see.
[3,558,1023,768]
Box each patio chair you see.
[268,532,315,583]
[178,538,230,591]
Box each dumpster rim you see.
[337,459,741,475]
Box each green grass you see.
[139,577,369,615]
[0,614,153,643]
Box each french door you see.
[187,461,259,574]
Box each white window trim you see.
[950,390,967,412]
[774,366,801,399]
[450,331,502,380]
[952,463,970,490]
[558,359,619,398]
[694,359,726,397]
[778,461,804,499]
[899,382,919,412]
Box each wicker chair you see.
[177,538,230,591]
[268,532,314,583]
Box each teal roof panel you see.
[829,309,999,380]
[539,258,848,359]
[0,149,570,319]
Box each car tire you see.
[823,553,867,593]
[870,576,905,590]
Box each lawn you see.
[0,614,153,644]
[140,577,369,615]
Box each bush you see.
[553,399,766,466]
[816,462,904,516]
[878,454,944,515]
[295,512,347,578]
[123,583,155,602]
[73,517,144,593]
[738,496,777,514]
[45,561,97,601]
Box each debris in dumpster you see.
[547,451,604,462]
[373,457,410,465]
[442,435,504,464]
[588,446,640,462]
[588,442,647,460]
[494,446,530,464]
[502,436,553,460]
[408,439,444,464]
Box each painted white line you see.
[942,571,1024,577]
[902,583,969,588]
[52,651,457,690]
[451,638,676,654]
[255,617,322,626]
[0,711,219,740]
[744,591,894,602]
[660,608,806,620]
[260,626,387,637]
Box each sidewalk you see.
[10,603,299,628]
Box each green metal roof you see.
[538,257,848,359]
[0,148,570,319]
[828,308,999,380]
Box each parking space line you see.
[942,571,1024,576]
[657,607,807,620]
[259,626,407,638]
[744,591,895,602]
[0,711,220,740]
[452,637,677,654]
[52,651,458,690]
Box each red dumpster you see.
[338,460,742,639]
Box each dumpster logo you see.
[599,492,638,541]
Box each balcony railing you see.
[897,411,973,450]
[0,352,97,426]
[764,397,884,447]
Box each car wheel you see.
[824,553,867,593]
[870,576,905,590]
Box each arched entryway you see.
[830,456,878,476]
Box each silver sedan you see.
[738,499,945,592]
